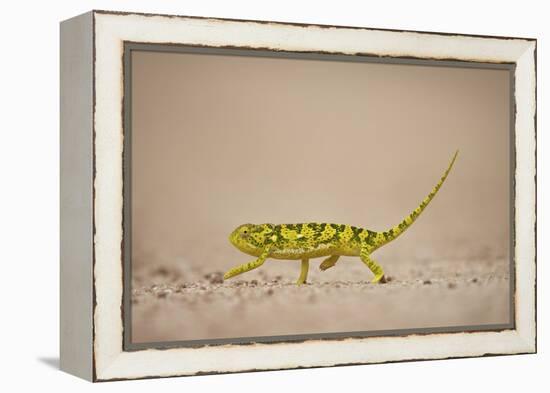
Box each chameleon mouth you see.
[228,231,245,249]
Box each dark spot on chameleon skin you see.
[351,226,362,242]
[337,230,347,241]
[330,224,339,231]
[248,236,261,247]
[361,230,376,246]
[316,225,337,244]
[313,223,327,241]
[339,224,346,232]
[272,225,282,242]
[296,223,303,232]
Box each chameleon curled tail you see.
[370,149,459,251]
[225,150,459,285]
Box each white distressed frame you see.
[87,11,535,381]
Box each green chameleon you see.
[224,150,458,285]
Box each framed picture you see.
[60,10,537,381]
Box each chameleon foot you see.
[371,274,387,284]
[319,255,339,271]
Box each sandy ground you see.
[131,256,510,343]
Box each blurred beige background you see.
[130,50,511,343]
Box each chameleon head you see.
[229,223,269,257]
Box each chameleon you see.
[224,150,459,285]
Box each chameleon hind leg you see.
[359,247,386,283]
[223,247,271,280]
[319,255,340,271]
[296,258,309,285]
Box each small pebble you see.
[423,279,432,285]
[266,288,274,296]
[447,282,457,289]
[204,272,224,284]
[157,290,170,298]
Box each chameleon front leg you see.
[319,255,339,271]
[223,246,271,280]
[359,247,386,284]
[296,258,309,285]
